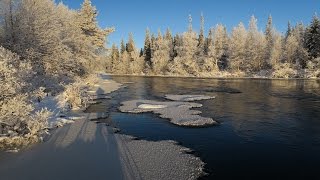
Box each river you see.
[106,76,320,179]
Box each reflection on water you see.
[106,76,320,179]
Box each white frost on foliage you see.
[33,95,80,128]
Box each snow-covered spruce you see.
[165,94,215,102]
[119,100,217,126]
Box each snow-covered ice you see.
[165,94,215,101]
[119,100,217,126]
[138,104,167,109]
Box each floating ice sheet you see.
[119,100,217,126]
[165,94,215,101]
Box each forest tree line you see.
[108,14,320,78]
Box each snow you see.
[33,96,82,128]
[33,73,122,129]
[138,104,167,109]
[117,134,205,180]
[119,100,217,126]
[165,94,215,101]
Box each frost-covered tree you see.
[201,28,216,72]
[120,39,126,54]
[114,50,129,74]
[285,21,292,40]
[169,15,199,75]
[245,16,267,72]
[283,24,308,68]
[110,43,119,71]
[13,0,72,79]
[124,33,144,74]
[213,24,229,70]
[150,30,171,74]
[229,22,247,71]
[165,28,174,60]
[265,15,274,66]
[270,32,283,68]
[150,33,156,58]
[172,34,182,59]
[0,0,19,50]
[195,13,206,70]
[78,0,114,49]
[143,28,152,68]
[198,13,205,48]
[126,33,135,54]
[305,15,320,59]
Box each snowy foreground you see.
[119,95,217,127]
[0,74,206,180]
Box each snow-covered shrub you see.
[306,58,320,78]
[58,81,84,110]
[0,47,51,150]
[272,63,299,78]
[57,74,99,110]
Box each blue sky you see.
[60,0,319,48]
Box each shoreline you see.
[108,73,320,80]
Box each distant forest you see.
[108,14,320,78]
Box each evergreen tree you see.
[78,0,114,48]
[195,13,206,70]
[270,32,283,68]
[172,34,181,59]
[198,13,205,47]
[229,22,247,71]
[150,33,156,60]
[245,15,267,71]
[283,24,308,68]
[151,30,171,74]
[0,0,19,50]
[265,15,274,66]
[126,33,135,53]
[120,39,126,54]
[295,23,308,68]
[201,28,216,72]
[139,48,143,57]
[285,21,292,40]
[165,28,174,60]
[170,15,198,75]
[305,14,320,59]
[110,43,119,71]
[143,28,152,67]
[213,24,229,70]
[165,28,173,42]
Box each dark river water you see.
[98,76,320,179]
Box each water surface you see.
[101,77,320,179]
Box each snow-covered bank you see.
[119,99,217,126]
[41,73,122,128]
[109,68,320,79]
[0,73,122,152]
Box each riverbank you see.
[109,71,320,80]
[0,73,206,180]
